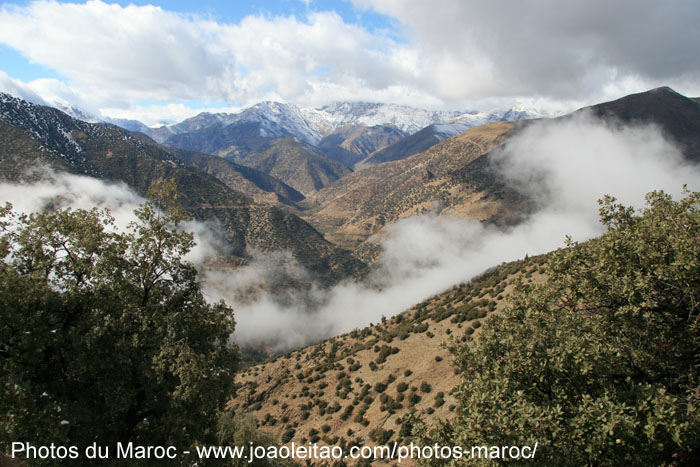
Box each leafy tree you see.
[419,190,700,465]
[0,180,238,465]
[216,410,282,467]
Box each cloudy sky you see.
[1,0,699,125]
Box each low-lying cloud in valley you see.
[0,171,224,265]
[2,115,699,353]
[206,114,700,351]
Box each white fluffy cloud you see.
[0,2,228,106]
[353,0,700,101]
[0,0,699,123]
[0,1,424,121]
[0,70,48,105]
[0,171,224,264]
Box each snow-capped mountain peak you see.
[239,101,322,144]
[16,92,549,149]
[429,107,552,140]
[305,102,465,135]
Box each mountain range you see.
[150,103,545,202]
[0,93,366,285]
[138,101,530,146]
[220,89,700,448]
[50,98,545,169]
[3,87,699,273]
[3,84,700,463]
[150,102,544,169]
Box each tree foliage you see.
[420,190,700,465]
[216,410,287,467]
[0,180,238,464]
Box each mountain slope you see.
[103,116,152,133]
[164,120,278,159]
[302,122,520,249]
[166,146,305,208]
[583,86,700,162]
[234,137,352,196]
[0,117,76,181]
[0,93,365,284]
[355,124,445,169]
[318,124,406,167]
[155,101,323,150]
[356,109,546,169]
[228,255,547,450]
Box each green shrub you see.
[423,191,700,465]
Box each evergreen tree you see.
[0,180,238,465]
[420,190,700,465]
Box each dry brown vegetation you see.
[227,254,548,462]
[300,122,518,250]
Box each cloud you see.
[4,0,697,121]
[352,0,700,101]
[0,171,144,224]
[0,1,227,107]
[493,113,691,214]
[0,71,104,119]
[0,1,425,121]
[0,171,223,264]
[0,70,48,105]
[217,11,418,102]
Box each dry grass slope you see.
[228,254,548,464]
[301,122,517,250]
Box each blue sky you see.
[1,0,698,125]
[0,43,58,81]
[94,0,398,32]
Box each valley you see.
[227,255,547,453]
[2,2,700,465]
[2,85,700,466]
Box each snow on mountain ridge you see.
[141,101,478,144]
[3,90,548,147]
[429,108,550,140]
[53,101,101,124]
[243,101,322,144]
[307,102,466,135]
